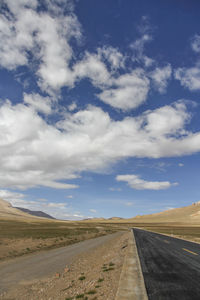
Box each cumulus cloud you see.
[175,34,200,91]
[73,52,111,88]
[0,0,81,92]
[98,46,125,70]
[175,65,200,91]
[0,98,200,190]
[191,34,200,53]
[0,189,26,203]
[150,65,172,93]
[0,2,173,112]
[116,174,178,190]
[23,93,53,114]
[68,102,77,112]
[98,69,150,110]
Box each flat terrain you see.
[0,219,122,260]
[0,232,128,300]
[0,232,123,294]
[134,228,200,300]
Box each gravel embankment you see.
[1,232,129,300]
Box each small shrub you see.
[95,285,100,288]
[79,276,86,281]
[87,290,97,295]
[109,262,115,266]
[76,294,85,298]
[97,278,104,283]
[103,267,114,272]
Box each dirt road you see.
[0,232,122,293]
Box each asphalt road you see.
[133,228,200,300]
[0,232,122,293]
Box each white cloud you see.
[150,65,172,93]
[0,2,175,112]
[0,99,200,190]
[66,195,74,199]
[116,174,178,190]
[68,102,77,112]
[98,69,150,110]
[98,46,125,70]
[0,189,26,203]
[130,34,154,67]
[0,0,81,92]
[178,163,184,167]
[23,93,53,115]
[0,187,85,220]
[175,65,200,91]
[175,34,200,91]
[44,202,67,208]
[73,52,111,88]
[191,34,200,53]
[89,209,97,213]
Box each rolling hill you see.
[0,198,54,221]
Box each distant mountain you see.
[15,207,55,219]
[0,198,43,220]
[108,217,124,220]
[128,202,200,223]
[83,202,200,224]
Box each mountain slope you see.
[15,207,55,219]
[0,198,52,221]
[128,202,200,223]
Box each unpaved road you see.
[0,232,122,293]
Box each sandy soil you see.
[1,232,129,300]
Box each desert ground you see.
[2,198,200,299]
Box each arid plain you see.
[2,198,200,299]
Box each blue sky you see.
[0,0,200,219]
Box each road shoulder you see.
[115,229,148,300]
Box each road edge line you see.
[115,229,148,300]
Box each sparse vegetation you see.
[0,219,122,260]
[103,267,115,272]
[76,294,85,298]
[78,276,86,281]
[97,278,104,283]
[87,290,97,295]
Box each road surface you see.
[0,232,122,293]
[133,228,200,300]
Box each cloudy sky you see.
[0,0,200,219]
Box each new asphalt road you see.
[133,228,200,300]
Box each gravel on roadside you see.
[1,232,129,300]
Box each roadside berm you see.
[1,230,147,300]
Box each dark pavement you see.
[133,228,200,300]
